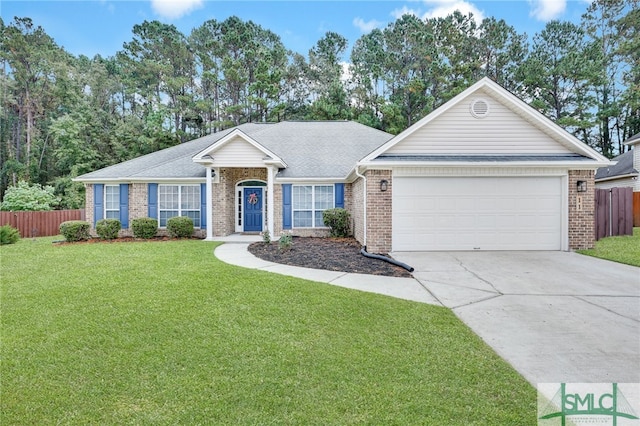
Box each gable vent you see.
[470,99,490,118]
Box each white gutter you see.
[354,166,367,247]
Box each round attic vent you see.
[470,99,490,118]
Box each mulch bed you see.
[248,237,413,278]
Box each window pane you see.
[159,210,178,227]
[159,185,179,209]
[181,186,199,210]
[105,186,119,210]
[293,186,312,210]
[184,211,200,228]
[105,211,119,219]
[293,211,312,227]
[314,185,334,210]
[315,211,326,227]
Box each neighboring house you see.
[76,78,611,252]
[595,133,640,191]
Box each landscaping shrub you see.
[323,208,351,237]
[279,231,293,251]
[59,221,91,242]
[166,216,194,238]
[95,218,121,240]
[0,224,20,245]
[131,218,158,239]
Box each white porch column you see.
[205,166,214,240]
[267,165,275,236]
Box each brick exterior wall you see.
[365,170,392,253]
[85,184,94,230]
[568,169,595,250]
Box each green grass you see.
[1,238,536,425]
[577,227,640,267]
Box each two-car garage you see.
[392,176,564,251]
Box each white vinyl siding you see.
[293,185,334,227]
[393,176,563,251]
[158,185,201,227]
[211,136,266,167]
[105,185,119,219]
[386,90,574,155]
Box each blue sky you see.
[2,0,590,59]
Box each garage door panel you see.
[393,177,562,251]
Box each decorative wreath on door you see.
[248,192,259,205]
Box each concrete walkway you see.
[212,236,440,305]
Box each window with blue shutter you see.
[282,184,292,229]
[335,183,344,209]
[200,183,207,230]
[119,184,129,229]
[93,184,104,226]
[148,183,158,219]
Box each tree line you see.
[1,0,638,208]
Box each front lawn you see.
[1,238,536,425]
[578,227,640,267]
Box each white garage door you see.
[393,176,563,251]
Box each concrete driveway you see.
[391,251,640,386]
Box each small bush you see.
[323,208,351,237]
[59,220,91,242]
[95,218,121,240]
[167,216,194,238]
[131,217,158,239]
[0,224,20,245]
[279,231,293,252]
[261,229,271,244]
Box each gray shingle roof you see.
[595,150,638,180]
[76,121,392,181]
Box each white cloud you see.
[391,6,421,20]
[422,0,485,22]
[150,0,203,20]
[528,0,566,21]
[392,1,485,25]
[353,17,384,33]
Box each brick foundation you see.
[364,170,392,253]
[568,170,595,250]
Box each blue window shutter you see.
[334,183,344,209]
[200,183,207,229]
[119,184,129,229]
[93,184,104,226]
[282,184,292,229]
[148,183,158,219]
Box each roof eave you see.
[595,173,639,183]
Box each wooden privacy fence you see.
[634,192,640,228]
[595,187,633,241]
[0,209,85,238]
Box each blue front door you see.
[243,188,263,232]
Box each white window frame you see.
[292,185,334,228]
[104,185,120,220]
[158,184,201,228]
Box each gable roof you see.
[624,133,640,146]
[75,121,393,182]
[595,149,638,181]
[359,77,611,168]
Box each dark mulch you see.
[248,237,413,278]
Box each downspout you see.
[355,166,366,247]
